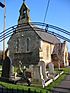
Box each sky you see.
[0,0,70,52]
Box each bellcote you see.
[18,1,30,24]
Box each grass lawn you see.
[45,67,70,92]
[0,67,69,93]
[0,81,47,93]
[45,72,66,92]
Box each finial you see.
[23,0,25,3]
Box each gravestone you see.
[32,66,40,81]
[38,61,46,80]
[1,56,12,79]
[48,62,54,74]
[29,65,41,81]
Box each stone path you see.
[52,68,70,93]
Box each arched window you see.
[46,46,49,59]
[22,10,26,19]
[26,38,30,52]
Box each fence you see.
[0,87,49,93]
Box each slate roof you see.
[8,24,61,44]
[31,25,61,44]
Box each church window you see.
[26,37,30,52]
[23,10,26,14]
[46,46,49,59]
[23,10,26,18]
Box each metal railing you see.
[0,22,70,43]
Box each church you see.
[7,1,68,71]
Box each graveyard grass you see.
[0,82,47,93]
[46,67,70,91]
[0,67,69,93]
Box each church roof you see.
[36,31,60,44]
[8,24,61,44]
[31,25,61,44]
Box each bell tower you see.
[18,0,30,24]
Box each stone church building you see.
[8,1,68,76]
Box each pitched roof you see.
[8,24,61,44]
[19,2,30,12]
[31,25,61,44]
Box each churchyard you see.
[0,49,69,93]
[0,63,69,93]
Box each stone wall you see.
[8,30,40,67]
[52,41,68,67]
[39,40,54,64]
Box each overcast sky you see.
[0,0,70,51]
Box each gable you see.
[19,2,30,12]
[8,24,61,46]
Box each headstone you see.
[33,66,40,80]
[38,61,46,79]
[1,56,11,79]
[48,62,54,74]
